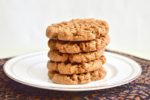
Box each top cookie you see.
[46,18,109,41]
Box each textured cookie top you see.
[46,18,109,41]
[48,35,110,53]
[48,50,105,63]
[47,59,104,75]
[48,67,106,84]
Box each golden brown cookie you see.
[47,59,105,75]
[48,35,109,53]
[46,19,109,41]
[48,67,106,85]
[48,50,106,63]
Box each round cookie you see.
[48,35,109,54]
[46,19,109,41]
[48,67,106,85]
[47,59,104,75]
[48,50,106,63]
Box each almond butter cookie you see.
[47,59,105,75]
[48,50,106,63]
[48,67,106,85]
[46,19,109,41]
[48,35,110,53]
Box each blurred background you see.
[0,0,150,60]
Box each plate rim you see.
[3,51,142,91]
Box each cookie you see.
[47,59,105,75]
[46,19,109,41]
[48,50,106,63]
[48,67,106,85]
[48,35,109,54]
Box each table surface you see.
[0,50,150,100]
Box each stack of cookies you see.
[46,19,110,85]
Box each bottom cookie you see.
[48,67,106,85]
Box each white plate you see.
[3,51,142,91]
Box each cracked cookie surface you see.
[47,59,105,75]
[48,50,106,63]
[46,19,109,41]
[48,35,110,53]
[48,67,106,85]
